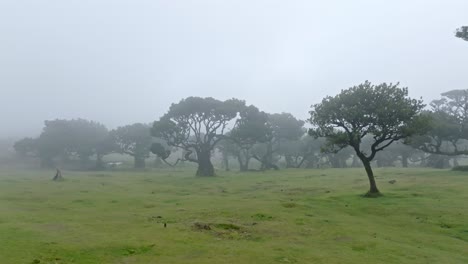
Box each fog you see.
[0,0,467,138]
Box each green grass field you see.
[1,168,467,264]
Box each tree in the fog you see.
[309,81,426,196]
[111,123,152,169]
[13,137,37,158]
[456,26,468,41]
[252,113,305,170]
[229,105,271,171]
[151,97,244,176]
[278,136,324,168]
[410,90,468,159]
[66,119,109,167]
[14,119,110,169]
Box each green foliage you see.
[15,119,110,168]
[410,90,468,156]
[150,143,171,160]
[152,97,244,151]
[110,123,152,168]
[13,137,37,157]
[251,112,306,170]
[310,81,426,156]
[230,105,270,148]
[455,26,468,41]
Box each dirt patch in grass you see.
[192,222,211,231]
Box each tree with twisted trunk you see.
[152,97,244,177]
[309,81,427,197]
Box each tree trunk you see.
[237,151,251,172]
[361,158,381,197]
[96,154,104,170]
[134,156,146,169]
[196,150,215,176]
[238,154,247,171]
[285,155,294,168]
[222,152,230,171]
[53,169,63,181]
[401,154,409,168]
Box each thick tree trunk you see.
[285,155,294,168]
[134,156,146,169]
[196,151,215,176]
[237,151,251,172]
[238,155,247,171]
[361,159,381,197]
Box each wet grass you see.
[0,167,467,263]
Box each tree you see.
[19,119,110,169]
[66,119,109,167]
[150,140,183,168]
[410,90,468,157]
[229,105,271,171]
[151,97,244,176]
[456,26,468,41]
[252,113,305,170]
[216,136,238,171]
[95,134,116,169]
[13,137,38,157]
[309,81,426,197]
[111,123,152,168]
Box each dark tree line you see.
[13,82,468,195]
[14,119,152,170]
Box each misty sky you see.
[0,0,467,138]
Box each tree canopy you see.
[456,26,468,41]
[251,112,305,170]
[111,123,152,168]
[15,119,110,169]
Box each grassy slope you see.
[0,168,467,264]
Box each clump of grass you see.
[282,202,297,208]
[213,223,241,230]
[252,213,273,220]
[122,244,155,256]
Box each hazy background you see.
[0,0,467,139]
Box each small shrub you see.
[452,166,468,171]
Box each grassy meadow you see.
[0,168,467,263]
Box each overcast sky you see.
[0,0,467,138]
